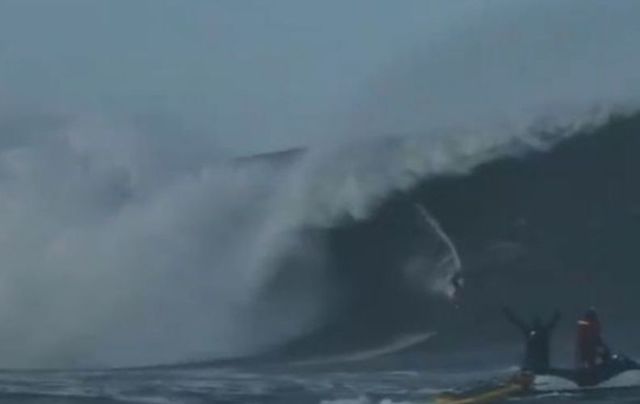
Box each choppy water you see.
[0,361,638,404]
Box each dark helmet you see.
[584,307,598,321]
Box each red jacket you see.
[576,319,602,359]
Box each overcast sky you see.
[1,1,640,154]
[0,1,501,153]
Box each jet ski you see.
[540,353,640,387]
[435,355,640,403]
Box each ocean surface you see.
[0,361,639,403]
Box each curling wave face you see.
[1,0,640,369]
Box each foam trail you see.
[292,332,435,366]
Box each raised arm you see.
[502,306,528,333]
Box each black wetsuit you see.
[503,308,560,373]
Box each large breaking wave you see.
[0,1,640,369]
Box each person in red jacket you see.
[576,308,610,369]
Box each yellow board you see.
[435,373,534,404]
[435,383,524,404]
